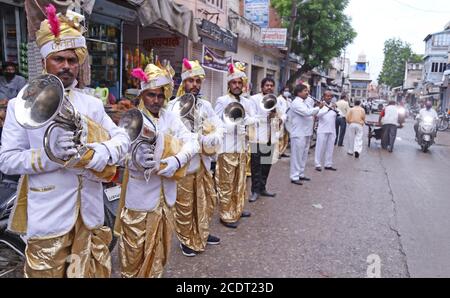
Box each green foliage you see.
[378,38,420,87]
[272,0,357,84]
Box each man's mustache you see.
[57,70,74,78]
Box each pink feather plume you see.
[183,58,192,70]
[46,4,60,38]
[131,68,149,83]
[228,63,234,74]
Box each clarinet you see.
[309,96,340,115]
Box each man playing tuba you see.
[214,62,257,229]
[166,59,223,257]
[0,6,130,277]
[114,62,199,277]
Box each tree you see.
[378,38,419,87]
[272,0,357,85]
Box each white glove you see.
[237,124,246,136]
[85,143,111,172]
[135,143,157,169]
[244,117,260,126]
[50,128,77,160]
[157,156,180,178]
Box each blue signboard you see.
[244,0,269,28]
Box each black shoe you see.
[220,219,238,229]
[315,167,322,172]
[249,192,259,203]
[207,235,220,245]
[260,190,276,197]
[347,152,354,156]
[355,152,360,158]
[281,153,290,158]
[338,144,344,147]
[241,211,251,218]
[291,179,303,185]
[325,167,337,171]
[299,177,311,181]
[180,243,197,257]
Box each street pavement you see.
[2,114,450,278]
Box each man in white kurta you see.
[0,9,130,278]
[288,84,320,184]
[214,62,257,229]
[115,63,199,278]
[314,91,338,171]
[166,59,223,257]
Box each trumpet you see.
[309,95,340,115]
[14,74,110,166]
[119,108,158,172]
[169,92,203,132]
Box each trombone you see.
[259,94,278,145]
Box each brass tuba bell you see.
[119,108,158,172]
[168,92,202,132]
[260,94,277,112]
[14,74,110,166]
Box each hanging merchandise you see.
[19,43,28,78]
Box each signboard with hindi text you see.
[261,28,288,48]
[202,46,232,73]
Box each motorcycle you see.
[0,171,120,258]
[437,111,449,131]
[416,116,437,153]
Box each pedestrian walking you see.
[335,93,350,146]
[346,100,366,158]
[379,100,399,152]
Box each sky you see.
[344,0,450,83]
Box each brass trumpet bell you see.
[223,102,246,125]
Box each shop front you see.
[0,0,27,77]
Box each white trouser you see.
[315,133,335,168]
[347,123,364,154]
[290,136,311,180]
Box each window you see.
[439,63,447,73]
[351,89,356,97]
[432,33,450,47]
[431,62,439,73]
[206,0,223,9]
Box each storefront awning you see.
[132,0,199,42]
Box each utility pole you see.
[282,0,298,88]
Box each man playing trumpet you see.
[214,62,256,229]
[0,6,130,277]
[114,62,199,277]
[167,59,223,257]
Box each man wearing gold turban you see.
[166,59,223,257]
[114,62,199,277]
[0,6,130,278]
[214,62,258,229]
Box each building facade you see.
[348,53,372,103]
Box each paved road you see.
[2,115,450,278]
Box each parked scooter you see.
[0,171,120,258]
[416,116,437,152]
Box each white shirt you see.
[417,108,438,121]
[317,105,338,135]
[0,87,130,238]
[214,93,257,153]
[249,93,283,144]
[166,96,223,174]
[124,109,199,212]
[382,105,399,125]
[287,97,320,138]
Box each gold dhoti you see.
[24,214,112,278]
[174,162,216,252]
[279,129,289,156]
[215,153,247,223]
[118,198,174,278]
